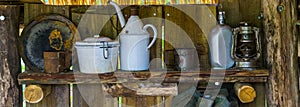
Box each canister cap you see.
[218,11,225,25]
[82,35,113,42]
[75,41,119,47]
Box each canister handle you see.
[143,24,157,49]
[101,41,109,59]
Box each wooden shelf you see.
[18,69,269,85]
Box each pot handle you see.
[143,24,157,49]
[101,41,109,59]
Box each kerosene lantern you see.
[231,22,261,69]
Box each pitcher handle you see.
[143,24,157,49]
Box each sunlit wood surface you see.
[18,69,269,84]
[40,0,218,5]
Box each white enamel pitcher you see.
[110,1,157,71]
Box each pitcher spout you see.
[109,1,126,28]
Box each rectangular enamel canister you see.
[75,41,119,73]
[174,48,199,71]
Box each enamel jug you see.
[208,11,234,69]
[110,1,157,71]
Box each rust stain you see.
[63,24,77,50]
[49,29,63,50]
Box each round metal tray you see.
[19,14,78,72]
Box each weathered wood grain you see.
[102,83,177,97]
[164,96,173,107]
[262,0,299,107]
[26,85,70,107]
[72,85,89,107]
[164,5,216,69]
[72,11,118,40]
[121,96,163,107]
[24,3,69,25]
[219,0,262,28]
[0,5,21,107]
[122,97,137,107]
[171,86,196,107]
[18,69,269,85]
[0,0,42,5]
[72,84,118,107]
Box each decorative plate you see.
[20,14,78,72]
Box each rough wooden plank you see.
[102,95,118,107]
[72,84,89,107]
[0,0,41,2]
[122,97,136,107]
[238,0,262,28]
[136,96,146,107]
[219,0,261,27]
[18,69,270,84]
[20,75,268,84]
[0,0,41,5]
[72,11,118,40]
[146,96,162,107]
[171,86,196,107]
[136,83,177,96]
[164,5,216,69]
[0,5,21,107]
[262,0,299,107]
[122,96,163,107]
[20,0,42,3]
[164,96,173,107]
[219,0,240,27]
[102,83,177,97]
[26,85,70,107]
[24,3,69,25]
[73,84,115,107]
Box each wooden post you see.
[262,0,299,107]
[0,5,20,107]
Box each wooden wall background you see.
[0,5,21,107]
[23,4,71,107]
[262,0,299,106]
[22,0,267,106]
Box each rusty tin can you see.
[43,51,71,73]
[174,48,199,71]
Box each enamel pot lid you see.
[75,36,119,47]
